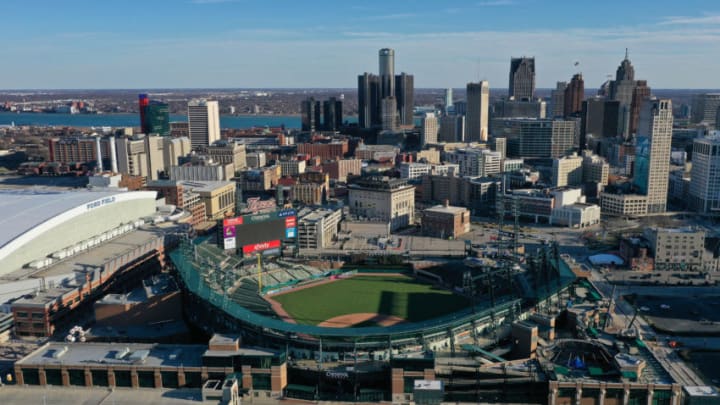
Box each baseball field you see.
[268,274,470,327]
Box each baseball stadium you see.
[170,209,576,354]
[162,208,583,402]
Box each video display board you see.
[221,209,296,255]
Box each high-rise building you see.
[563,73,584,117]
[446,148,502,177]
[495,118,577,158]
[466,81,490,142]
[581,98,621,147]
[188,99,220,149]
[551,82,567,118]
[143,101,170,136]
[438,115,465,143]
[630,80,651,135]
[381,97,398,131]
[633,99,673,213]
[379,48,395,99]
[691,94,720,127]
[358,73,381,128]
[138,94,170,136]
[609,51,636,139]
[509,57,535,100]
[301,97,321,132]
[138,94,149,131]
[322,97,343,131]
[395,72,414,126]
[445,88,453,112]
[689,134,720,213]
[552,154,583,187]
[492,99,546,119]
[421,112,438,145]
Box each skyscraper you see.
[439,115,465,143]
[358,73,381,128]
[139,94,149,131]
[445,88,453,112]
[609,50,636,139]
[395,72,414,126]
[381,97,398,131]
[322,97,343,131]
[581,98,621,149]
[138,94,170,136]
[691,93,720,127]
[379,48,395,99]
[421,112,438,145]
[188,99,220,149]
[632,99,672,213]
[689,134,720,213]
[143,101,170,136]
[466,81,490,142]
[508,57,535,100]
[551,82,567,118]
[563,73,584,118]
[301,98,321,132]
[630,80,651,135]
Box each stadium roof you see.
[0,189,121,250]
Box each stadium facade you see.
[0,189,157,276]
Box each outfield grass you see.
[271,275,470,326]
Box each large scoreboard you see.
[220,209,296,256]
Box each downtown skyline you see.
[2,0,720,89]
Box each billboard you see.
[221,209,296,254]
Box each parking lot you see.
[632,294,720,335]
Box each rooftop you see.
[349,176,412,191]
[96,273,178,305]
[178,180,234,193]
[298,207,340,223]
[424,204,468,215]
[17,342,206,368]
[0,189,123,251]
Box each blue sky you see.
[3,0,720,89]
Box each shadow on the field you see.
[407,292,470,321]
[378,291,397,316]
[377,289,471,322]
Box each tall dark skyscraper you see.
[358,49,414,129]
[143,101,170,136]
[138,94,170,136]
[630,80,651,135]
[609,50,637,140]
[581,98,621,151]
[378,48,395,99]
[551,82,567,118]
[301,97,321,132]
[322,97,343,131]
[358,73,381,129]
[509,57,535,100]
[395,72,414,126]
[563,73,584,117]
[466,81,490,142]
[139,94,149,130]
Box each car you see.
[639,306,650,312]
[660,304,671,310]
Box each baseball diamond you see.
[266,274,471,326]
